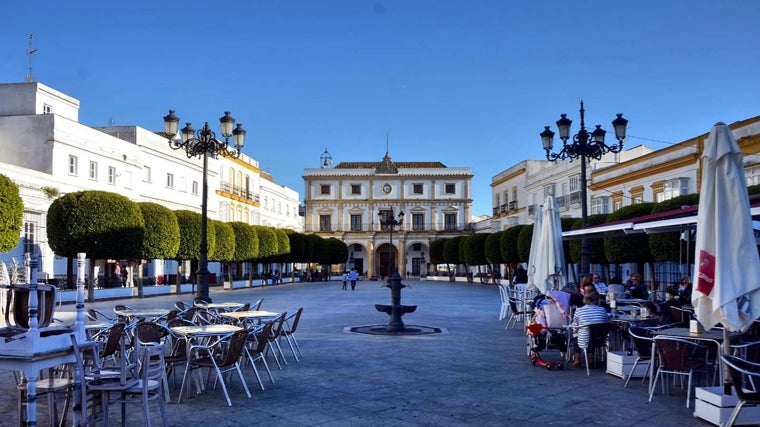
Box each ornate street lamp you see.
[163,110,246,302]
[540,101,627,277]
[378,210,404,279]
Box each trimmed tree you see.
[47,190,144,300]
[485,231,504,281]
[209,220,235,287]
[429,238,446,275]
[137,202,180,296]
[286,231,305,281]
[270,229,291,283]
[0,174,23,253]
[464,233,489,283]
[229,222,258,287]
[517,224,534,263]
[501,225,526,280]
[253,226,278,282]
[604,203,656,285]
[304,234,325,279]
[174,210,216,286]
[323,237,349,276]
[443,236,466,281]
[568,213,607,283]
[649,194,700,263]
[209,220,235,263]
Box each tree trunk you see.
[87,261,95,302]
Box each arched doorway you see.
[376,242,398,280]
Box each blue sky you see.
[2,1,759,216]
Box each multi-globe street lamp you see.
[163,110,246,303]
[378,210,404,279]
[540,101,628,277]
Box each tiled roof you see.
[334,161,447,169]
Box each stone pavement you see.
[1,279,714,426]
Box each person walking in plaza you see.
[342,271,348,290]
[348,268,359,290]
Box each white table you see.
[195,302,245,312]
[170,324,243,400]
[219,310,281,324]
[114,308,170,321]
[170,324,242,338]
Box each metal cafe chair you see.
[267,312,289,369]
[649,336,708,408]
[179,330,251,406]
[506,297,530,329]
[624,326,654,389]
[720,354,760,427]
[244,321,276,390]
[69,327,140,426]
[281,307,304,361]
[103,343,168,427]
[580,322,612,376]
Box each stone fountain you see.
[374,272,417,332]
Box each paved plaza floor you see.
[1,279,714,426]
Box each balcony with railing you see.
[220,181,259,203]
[569,191,581,206]
[556,195,567,208]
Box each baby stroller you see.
[526,291,570,370]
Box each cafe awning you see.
[562,203,760,239]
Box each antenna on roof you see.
[26,34,37,82]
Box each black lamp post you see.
[378,210,404,279]
[163,110,246,303]
[540,101,627,277]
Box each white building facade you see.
[489,116,760,282]
[0,81,303,285]
[303,152,473,278]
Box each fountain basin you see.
[374,304,417,315]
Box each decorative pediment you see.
[375,152,398,174]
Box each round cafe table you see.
[113,308,170,321]
[195,302,245,312]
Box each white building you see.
[489,115,760,282]
[0,81,303,285]
[490,147,653,233]
[303,150,473,278]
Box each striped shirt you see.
[573,305,609,349]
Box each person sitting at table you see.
[571,292,610,368]
[625,273,649,300]
[660,275,693,323]
[606,283,625,301]
[592,274,607,294]
[580,276,610,311]
[563,276,588,308]
[665,275,692,306]
[512,264,528,287]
